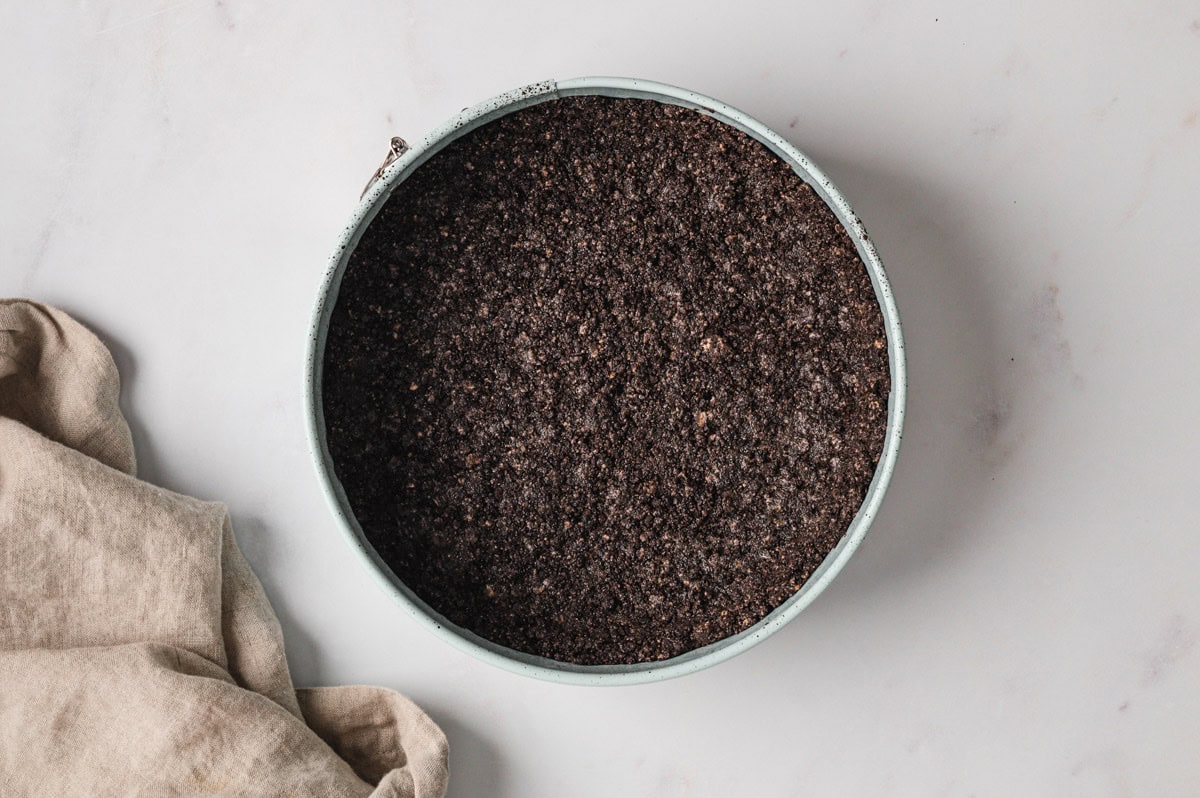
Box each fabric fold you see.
[0,299,448,797]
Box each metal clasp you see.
[361,136,410,198]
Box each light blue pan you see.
[305,78,907,685]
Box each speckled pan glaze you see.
[304,77,907,685]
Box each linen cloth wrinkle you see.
[0,299,448,797]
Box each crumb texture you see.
[322,96,890,665]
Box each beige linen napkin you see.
[0,299,448,797]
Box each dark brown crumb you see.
[322,96,890,665]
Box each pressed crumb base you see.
[322,96,890,665]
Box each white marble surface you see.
[4,1,1199,794]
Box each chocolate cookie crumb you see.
[322,96,890,665]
